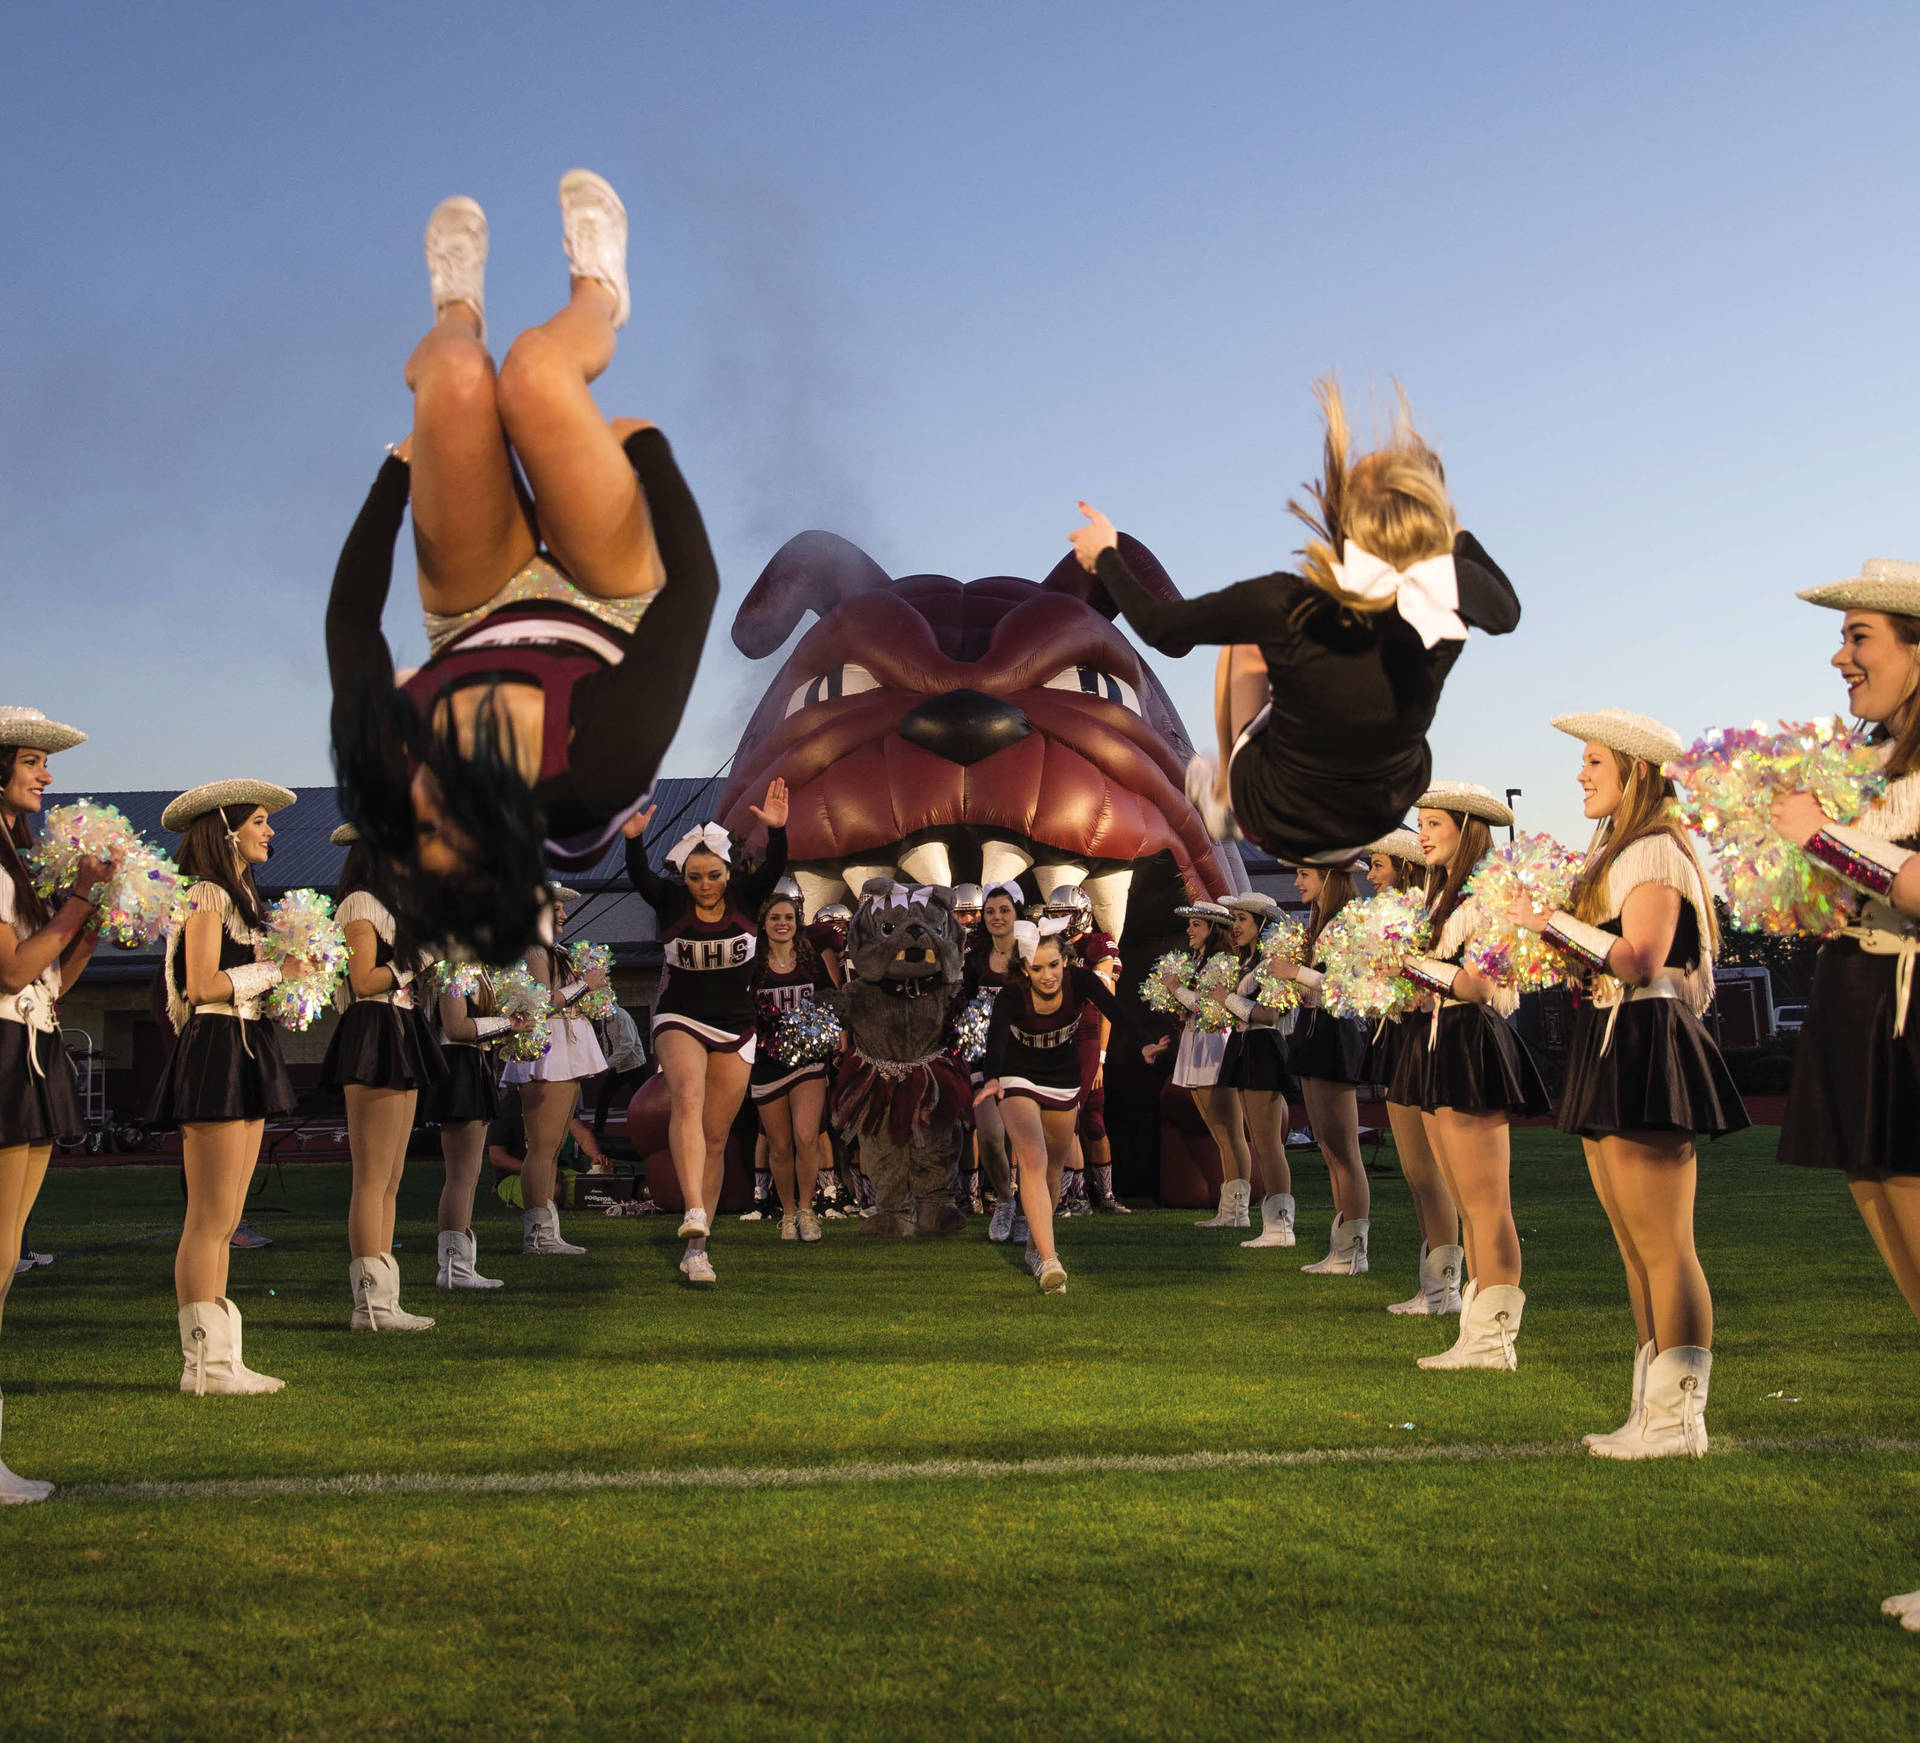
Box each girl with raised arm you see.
[623,783,789,1286]
[1069,380,1518,862]
[326,172,718,964]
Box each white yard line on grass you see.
[49,1435,1920,1506]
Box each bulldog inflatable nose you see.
[896,690,1031,766]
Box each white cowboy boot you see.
[1584,1341,1653,1450]
[0,1388,53,1504]
[1226,1179,1252,1227]
[1387,1242,1463,1314]
[221,1299,285,1389]
[374,1254,435,1331]
[1302,1214,1369,1274]
[1194,1180,1237,1228]
[1591,1347,1710,1460]
[1241,1193,1297,1249]
[1417,1283,1524,1371]
[437,1229,504,1291]
[524,1204,585,1255]
[179,1301,283,1395]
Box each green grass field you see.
[2,1129,1916,1742]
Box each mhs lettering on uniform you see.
[673,934,756,971]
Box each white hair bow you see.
[665,823,733,872]
[1328,540,1466,649]
[1011,916,1071,961]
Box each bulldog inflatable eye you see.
[785,664,880,718]
[1043,666,1141,715]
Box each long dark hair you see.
[1303,870,1356,955]
[1875,612,1920,778]
[753,892,818,987]
[176,803,268,930]
[1191,916,1231,964]
[0,748,50,931]
[1424,812,1493,939]
[338,841,425,977]
[332,676,547,963]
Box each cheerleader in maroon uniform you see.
[1364,830,1462,1316]
[750,889,842,1242]
[1045,884,1128,1216]
[320,828,446,1331]
[623,780,789,1284]
[977,923,1161,1293]
[963,883,1024,1240]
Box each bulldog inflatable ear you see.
[734,531,894,658]
[1040,533,1183,622]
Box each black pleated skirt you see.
[1219,1028,1299,1095]
[318,1000,447,1092]
[1779,938,1920,1178]
[1422,1003,1551,1117]
[1288,1009,1369,1085]
[1557,998,1749,1139]
[1367,1017,1428,1107]
[421,1042,500,1125]
[146,1014,298,1128]
[0,1019,84,1148]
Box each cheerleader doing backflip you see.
[977,924,1158,1294]
[1510,710,1745,1458]
[1364,829,1463,1316]
[1401,783,1550,1371]
[0,709,113,1503]
[326,169,718,964]
[148,781,306,1397]
[623,784,789,1286]
[1069,379,1520,861]
[320,827,447,1331]
[1768,561,1920,1628]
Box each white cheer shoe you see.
[558,169,630,328]
[424,195,488,340]
[0,1389,53,1505]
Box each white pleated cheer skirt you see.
[1173,1024,1228,1090]
[500,1013,609,1085]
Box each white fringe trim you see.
[334,889,395,944]
[1586,833,1714,1015]
[1431,899,1519,1017]
[1858,770,1920,845]
[164,883,260,1034]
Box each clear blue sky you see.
[5,1,1914,850]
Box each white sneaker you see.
[1010,1212,1030,1243]
[523,1205,586,1255]
[677,1207,710,1240]
[780,1214,799,1241]
[1184,752,1241,843]
[1037,1257,1068,1295]
[1241,1193,1297,1248]
[423,195,488,340]
[0,1390,53,1505]
[797,1210,823,1243]
[988,1201,1016,1242]
[558,168,630,328]
[679,1249,717,1285]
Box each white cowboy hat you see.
[329,823,360,847]
[1415,781,1514,828]
[1550,708,1685,767]
[162,780,297,833]
[1798,558,1920,618]
[1364,828,1423,862]
[549,884,583,906]
[1221,891,1281,917]
[1174,901,1231,922]
[0,706,87,753]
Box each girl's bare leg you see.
[1001,1098,1060,1263]
[789,1078,827,1207]
[1242,1091,1292,1196]
[518,1082,577,1214]
[974,1094,1013,1203]
[177,1122,263,1305]
[438,1121,487,1233]
[405,303,537,614]
[688,1050,752,1252]
[1303,1079,1369,1222]
[1584,1136,1654,1345]
[1387,1102,1456,1250]
[1195,1086,1253,1185]
[495,281,664,600]
[345,1085,419,1257]
[655,1032,712,1220]
[760,1094,798,1214]
[1597,1133,1710,1350]
[0,1145,52,1338]
[1211,644,1271,805]
[1431,1109,1519,1287]
[1849,1176,1920,1321]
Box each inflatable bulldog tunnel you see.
[714,530,1248,939]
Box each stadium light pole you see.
[1504,788,1522,844]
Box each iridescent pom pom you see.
[494,963,554,1062]
[1252,915,1307,1014]
[773,999,844,1066]
[423,960,485,1002]
[1188,951,1241,1033]
[28,800,184,948]
[1462,833,1586,991]
[954,989,996,1063]
[1669,718,1886,937]
[1139,950,1196,1015]
[1315,888,1432,1020]
[259,889,349,1031]
[568,941,615,1020]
